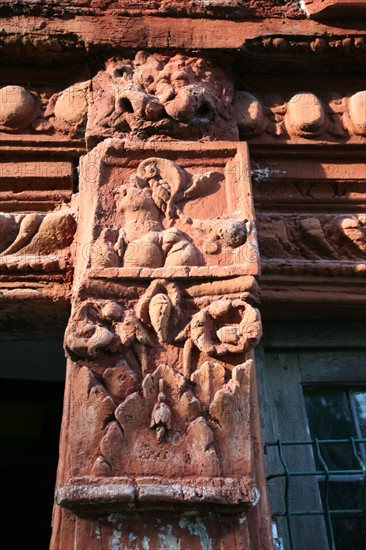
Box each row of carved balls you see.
[0,84,88,130]
[235,91,366,137]
[1,85,365,138]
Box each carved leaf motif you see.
[341,217,366,253]
[209,361,252,475]
[0,213,43,256]
[70,367,115,476]
[103,361,139,403]
[300,217,336,257]
[0,214,18,253]
[186,417,221,476]
[115,392,146,437]
[148,293,172,343]
[178,391,201,422]
[100,421,124,464]
[191,361,226,406]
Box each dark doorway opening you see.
[0,378,64,550]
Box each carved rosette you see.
[56,140,261,515]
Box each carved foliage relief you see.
[258,214,366,268]
[0,211,76,272]
[61,287,261,507]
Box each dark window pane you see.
[304,389,357,470]
[0,379,64,550]
[304,388,366,550]
[353,391,366,439]
[321,479,366,550]
[331,516,366,550]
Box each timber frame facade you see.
[0,1,365,549]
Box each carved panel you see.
[257,213,366,274]
[252,152,366,318]
[0,210,76,273]
[0,115,82,335]
[74,140,259,280]
[0,68,84,277]
[253,156,366,277]
[2,57,366,147]
[0,151,77,275]
[59,288,261,512]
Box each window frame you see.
[256,321,366,550]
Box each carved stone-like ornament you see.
[87,52,238,144]
[53,81,89,130]
[78,140,258,278]
[285,92,326,136]
[0,211,76,272]
[346,90,366,136]
[150,379,172,443]
[233,91,266,136]
[0,85,36,130]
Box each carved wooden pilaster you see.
[51,139,264,547]
[0,0,364,545]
